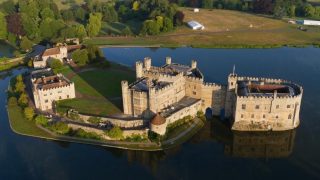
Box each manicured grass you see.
[56,63,135,116]
[8,105,53,138]
[71,67,135,98]
[86,8,320,48]
[57,98,121,116]
[100,22,129,35]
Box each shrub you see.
[72,128,101,140]
[18,92,28,107]
[49,58,63,73]
[24,107,34,120]
[48,121,70,135]
[87,117,101,124]
[35,115,49,126]
[105,126,123,139]
[8,97,17,106]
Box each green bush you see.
[125,134,147,142]
[105,126,123,139]
[87,117,101,124]
[71,128,101,140]
[8,97,18,107]
[49,58,63,73]
[24,107,34,121]
[18,93,28,107]
[35,115,49,127]
[48,121,70,135]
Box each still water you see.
[0,41,15,58]
[0,47,320,179]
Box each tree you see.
[74,24,87,40]
[71,49,89,66]
[40,8,55,20]
[274,5,287,18]
[49,58,63,73]
[18,92,28,107]
[140,20,160,35]
[87,45,104,63]
[16,74,23,82]
[163,17,174,32]
[74,7,86,22]
[21,13,40,40]
[8,97,18,107]
[202,0,213,9]
[253,0,274,14]
[304,4,315,17]
[86,13,102,37]
[0,12,8,39]
[174,11,185,26]
[288,5,296,17]
[62,9,74,21]
[132,1,140,11]
[20,36,33,52]
[24,107,35,121]
[102,5,118,22]
[5,13,25,36]
[122,27,132,36]
[15,75,25,93]
[106,126,123,139]
[35,115,49,126]
[156,16,164,30]
[0,0,16,15]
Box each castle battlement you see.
[202,82,223,89]
[185,76,204,83]
[237,76,286,84]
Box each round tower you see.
[150,113,167,135]
[121,80,130,115]
[136,61,143,79]
[144,57,151,71]
[166,57,172,65]
[191,60,197,69]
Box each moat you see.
[1,47,320,179]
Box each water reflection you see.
[225,130,296,158]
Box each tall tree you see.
[86,13,102,37]
[0,12,8,39]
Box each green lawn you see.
[57,63,135,116]
[57,98,121,116]
[8,105,53,138]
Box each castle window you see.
[58,91,62,93]
[44,94,47,96]
[59,96,62,100]
[255,105,260,109]
[67,95,69,98]
[242,104,246,110]
[251,114,254,118]
[276,105,280,109]
[45,99,48,103]
[194,86,196,89]
[241,114,244,118]
[288,114,292,119]
[263,114,266,119]
[231,82,234,86]
[287,105,291,108]
[193,91,196,95]
[276,115,279,119]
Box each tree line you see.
[170,0,320,19]
[0,0,185,53]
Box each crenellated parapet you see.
[237,76,286,84]
[185,75,204,83]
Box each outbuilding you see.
[187,21,205,30]
[296,20,320,26]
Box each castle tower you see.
[136,61,143,79]
[144,57,151,71]
[121,80,131,115]
[191,60,197,69]
[166,57,172,65]
[224,72,238,119]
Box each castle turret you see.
[121,80,131,115]
[136,61,143,79]
[166,57,172,65]
[225,72,238,119]
[191,60,197,69]
[144,57,151,71]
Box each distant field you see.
[87,8,320,48]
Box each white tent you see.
[187,21,205,30]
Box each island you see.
[6,43,303,151]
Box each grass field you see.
[8,105,53,138]
[56,63,135,116]
[86,8,320,48]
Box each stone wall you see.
[78,114,146,129]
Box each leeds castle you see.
[121,57,303,135]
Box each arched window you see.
[288,114,292,119]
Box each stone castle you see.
[121,57,303,135]
[30,68,75,111]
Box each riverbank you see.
[0,55,26,71]
[7,102,204,151]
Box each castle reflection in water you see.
[119,119,297,169]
